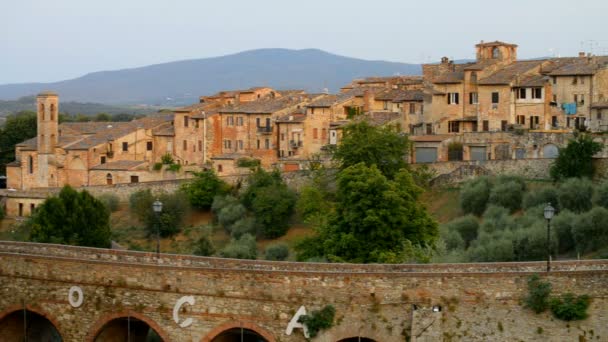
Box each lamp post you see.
[153,199,163,258]
[544,203,555,272]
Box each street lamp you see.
[153,199,163,257]
[544,203,555,272]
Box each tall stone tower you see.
[36,91,59,187]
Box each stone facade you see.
[0,241,607,341]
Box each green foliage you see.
[346,106,362,119]
[160,153,174,164]
[297,185,327,221]
[489,180,524,213]
[571,206,608,253]
[181,170,230,210]
[524,275,552,314]
[480,205,513,233]
[216,197,246,228]
[0,204,4,220]
[332,121,410,179]
[230,217,256,239]
[551,210,577,253]
[236,157,261,168]
[28,186,111,247]
[264,243,290,261]
[153,162,163,171]
[410,164,437,189]
[296,164,437,263]
[298,305,336,338]
[94,113,112,121]
[439,226,465,251]
[512,222,555,261]
[0,111,37,175]
[128,189,189,237]
[467,230,515,262]
[550,133,603,181]
[594,180,608,209]
[168,163,181,172]
[193,235,215,256]
[219,233,257,259]
[460,177,491,216]
[443,215,478,248]
[557,178,594,213]
[523,186,559,210]
[242,168,296,238]
[98,193,120,212]
[550,293,591,321]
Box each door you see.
[329,130,337,145]
[543,144,559,158]
[415,147,438,163]
[470,146,487,161]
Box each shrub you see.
[440,226,465,251]
[181,170,230,210]
[550,293,591,321]
[460,177,491,216]
[557,178,593,213]
[444,215,478,248]
[298,305,336,338]
[512,222,556,261]
[229,217,256,239]
[161,153,174,164]
[480,205,513,233]
[211,195,240,214]
[98,193,120,212]
[217,202,247,230]
[571,206,608,253]
[594,180,608,209]
[193,236,215,256]
[264,243,290,261]
[219,233,257,259]
[251,185,296,238]
[168,163,181,172]
[128,189,189,238]
[550,133,603,181]
[236,157,261,168]
[297,185,327,221]
[153,162,163,171]
[467,230,515,262]
[410,164,437,188]
[489,180,524,213]
[523,186,559,210]
[524,275,552,314]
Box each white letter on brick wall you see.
[68,286,84,308]
[285,305,309,338]
[173,296,195,328]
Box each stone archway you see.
[87,311,169,342]
[202,321,276,342]
[0,305,63,341]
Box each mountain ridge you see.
[0,48,421,106]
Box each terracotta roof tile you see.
[219,95,309,114]
[90,160,147,171]
[478,60,543,85]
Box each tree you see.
[181,170,230,210]
[444,215,479,248]
[489,180,524,213]
[193,235,215,256]
[28,186,111,247]
[557,178,593,213]
[332,121,410,179]
[264,243,289,261]
[460,177,491,216]
[572,206,608,253]
[296,163,437,263]
[129,189,189,237]
[94,112,112,121]
[219,233,258,259]
[550,133,603,181]
[241,168,296,238]
[0,111,37,175]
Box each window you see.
[130,175,139,183]
[501,120,508,131]
[100,156,106,164]
[517,115,525,125]
[491,92,499,104]
[265,139,270,149]
[224,140,232,149]
[106,173,113,185]
[39,104,45,120]
[470,72,478,84]
[256,118,261,127]
[574,94,578,103]
[257,140,260,149]
[572,76,578,85]
[469,92,479,104]
[28,155,33,174]
[552,76,556,84]
[237,140,243,150]
[447,93,459,105]
[383,101,388,110]
[30,204,35,214]
[281,133,285,141]
[50,104,55,121]
[217,164,223,172]
[581,76,585,85]
[122,142,128,152]
[492,47,499,58]
[236,117,243,126]
[313,128,318,139]
[310,108,315,115]
[483,120,489,131]
[552,116,558,127]
[517,88,526,99]
[530,116,540,129]
[552,95,557,102]
[198,140,202,151]
[448,121,459,133]
[226,116,234,126]
[321,128,327,140]
[409,103,416,114]
[184,116,189,127]
[183,140,187,151]
[146,141,153,151]
[597,110,603,120]
[532,88,542,99]
[472,121,478,132]
[579,94,585,105]
[426,124,433,135]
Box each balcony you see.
[257,126,273,134]
[289,140,303,148]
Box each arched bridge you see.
[1,241,607,341]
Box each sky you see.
[1,0,607,84]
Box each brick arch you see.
[85,310,170,342]
[201,321,276,342]
[0,304,65,339]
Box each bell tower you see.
[36,91,59,187]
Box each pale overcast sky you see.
[1,0,607,84]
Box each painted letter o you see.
[68,286,84,308]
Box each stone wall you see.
[0,241,607,342]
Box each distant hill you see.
[0,49,421,106]
[0,96,152,117]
